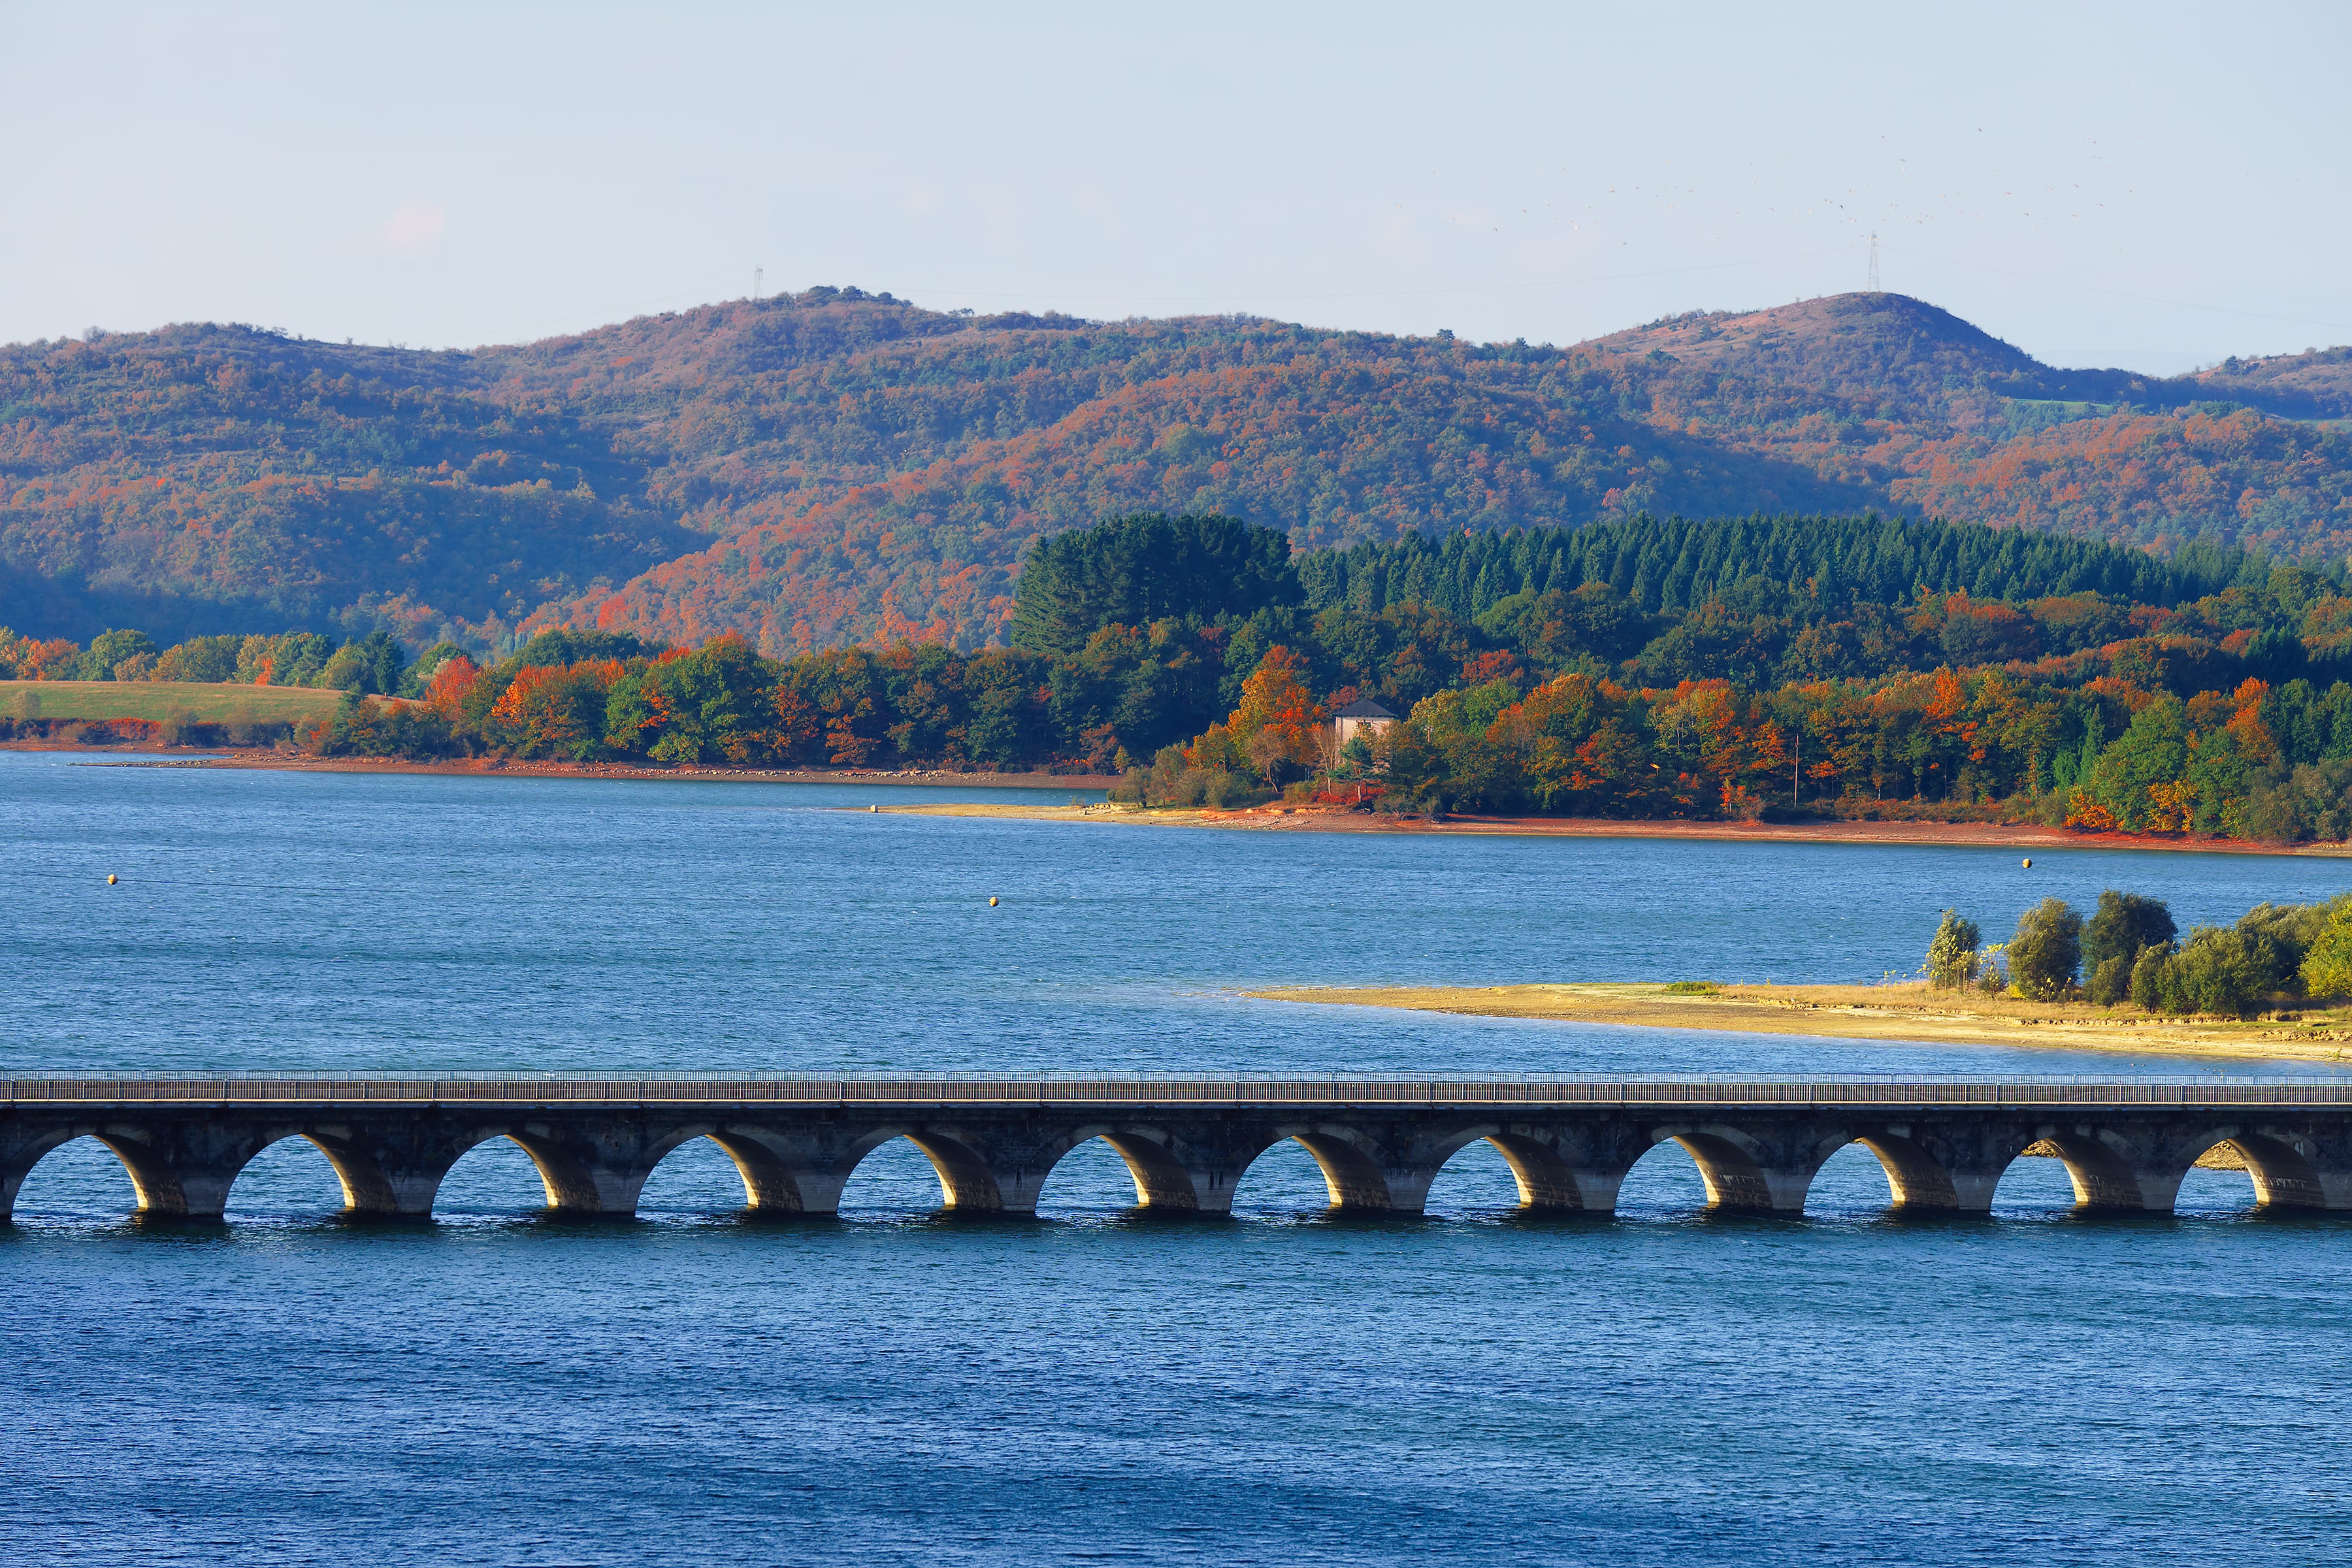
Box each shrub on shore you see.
[2009,900,2084,1001]
[1925,910,1982,990]
[2083,891,2178,1004]
[1933,887,2351,1017]
[2304,906,2352,1000]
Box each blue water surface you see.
[5,751,2352,1565]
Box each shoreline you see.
[879,800,2352,857]
[18,741,2352,856]
[1244,981,2352,1064]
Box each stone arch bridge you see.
[7,1076,2352,1222]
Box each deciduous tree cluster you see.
[1925,889,2352,1017]
[12,508,2352,849]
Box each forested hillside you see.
[3,289,2347,651]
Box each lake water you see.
[6,750,2352,1565]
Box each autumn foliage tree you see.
[1188,645,1322,785]
[489,660,625,759]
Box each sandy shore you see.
[879,800,2352,857]
[1243,981,2352,1063]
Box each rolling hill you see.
[2,289,2345,651]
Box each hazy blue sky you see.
[3,2,2345,372]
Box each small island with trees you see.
[1250,889,2352,1061]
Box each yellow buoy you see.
[2021,858,2033,870]
[988,896,999,907]
[869,804,877,812]
[106,874,118,885]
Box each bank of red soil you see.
[890,798,2352,857]
[27,738,2352,855]
[12,742,1117,790]
[207,757,1121,788]
[1380,811,2352,857]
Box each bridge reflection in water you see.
[7,1076,2351,1222]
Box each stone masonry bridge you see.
[8,1076,2352,1222]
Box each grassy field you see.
[0,680,342,723]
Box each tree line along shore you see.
[3,510,2351,848]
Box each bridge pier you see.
[0,1117,288,1219]
[1644,1124,1829,1214]
[2216,1129,2352,1211]
[1398,1122,1654,1214]
[894,1117,1290,1216]
[304,1113,674,1218]
[631,1117,1281,1218]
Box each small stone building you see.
[1331,696,1398,750]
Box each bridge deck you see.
[8,1075,2352,1108]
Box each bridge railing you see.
[8,1076,2352,1107]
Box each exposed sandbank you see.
[1243,981,2352,1063]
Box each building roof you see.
[1331,697,1397,719]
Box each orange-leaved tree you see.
[603,633,775,764]
[490,660,625,759]
[1192,645,1324,784]
[423,655,482,718]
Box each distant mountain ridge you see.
[1,289,2344,650]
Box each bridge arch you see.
[1031,1126,1217,1211]
[1418,1127,1602,1212]
[1228,1126,1394,1213]
[221,1131,393,1218]
[628,1130,796,1216]
[3,1130,157,1220]
[702,1132,812,1213]
[1422,1133,1540,1213]
[93,1131,202,1215]
[836,1128,1005,1213]
[1801,1131,1964,1214]
[6,1125,312,1219]
[1995,1134,2150,1213]
[1638,1125,1793,1213]
[431,1128,609,1217]
[1275,1125,1393,1211]
[2182,1131,2328,1211]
